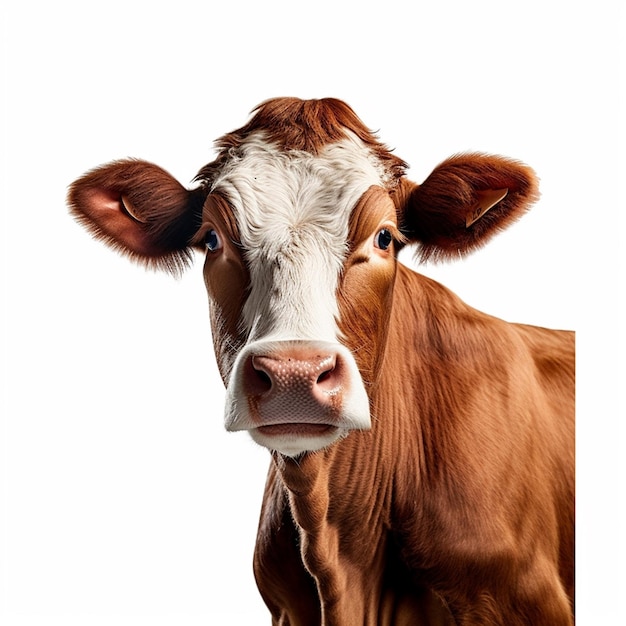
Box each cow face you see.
[191,133,404,456]
[68,98,538,457]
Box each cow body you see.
[69,98,575,624]
[255,265,574,625]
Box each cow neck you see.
[370,262,469,511]
[272,442,395,622]
[272,449,335,533]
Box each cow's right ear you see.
[68,159,207,274]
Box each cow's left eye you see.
[374,228,393,251]
[205,229,222,252]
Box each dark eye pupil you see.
[205,229,220,251]
[376,229,393,250]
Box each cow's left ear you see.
[394,153,539,261]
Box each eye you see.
[374,228,393,251]
[204,228,222,252]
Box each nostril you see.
[256,368,272,389]
[315,355,341,393]
[317,369,333,384]
[246,356,274,396]
[316,361,338,388]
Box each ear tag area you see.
[466,188,508,228]
[120,194,148,224]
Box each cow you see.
[68,97,575,625]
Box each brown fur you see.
[191,193,249,382]
[68,98,574,625]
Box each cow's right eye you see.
[205,229,222,252]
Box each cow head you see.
[69,98,538,457]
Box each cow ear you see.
[68,159,207,274]
[395,153,539,262]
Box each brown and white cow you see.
[68,98,575,625]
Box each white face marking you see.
[210,132,386,344]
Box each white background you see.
[1,1,623,624]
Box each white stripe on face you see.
[210,131,387,344]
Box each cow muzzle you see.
[224,340,371,457]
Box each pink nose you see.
[242,345,347,425]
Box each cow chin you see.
[223,339,371,457]
[250,424,348,458]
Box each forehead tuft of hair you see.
[196,97,406,186]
